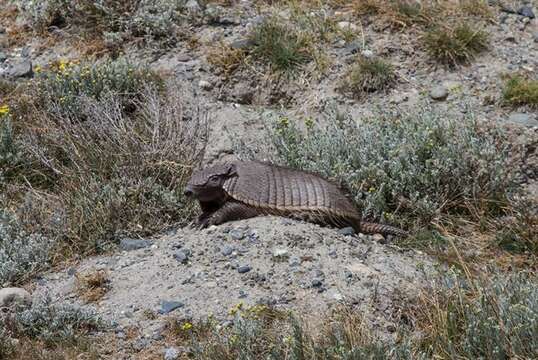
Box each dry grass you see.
[206,44,247,77]
[75,269,111,303]
[502,74,538,109]
[340,56,397,98]
[423,22,489,67]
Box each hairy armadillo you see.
[184,161,407,237]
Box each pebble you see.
[119,238,153,251]
[67,267,77,276]
[159,300,184,314]
[0,52,6,63]
[272,248,289,259]
[230,39,254,50]
[507,113,538,127]
[337,21,358,32]
[311,279,323,288]
[173,249,190,264]
[229,228,245,240]
[429,85,449,101]
[288,256,301,267]
[237,265,251,274]
[133,338,150,352]
[338,227,355,236]
[164,347,180,360]
[533,31,538,43]
[361,49,374,58]
[5,59,32,78]
[0,288,32,308]
[518,6,535,19]
[185,0,201,12]
[221,244,234,256]
[372,233,385,242]
[199,80,212,90]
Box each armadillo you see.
[184,161,407,237]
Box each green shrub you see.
[36,58,162,119]
[423,22,488,67]
[0,111,24,184]
[341,57,397,98]
[7,295,104,346]
[0,210,54,286]
[238,104,513,229]
[502,74,538,109]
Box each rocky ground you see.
[31,217,434,356]
[1,0,537,358]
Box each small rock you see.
[507,113,538,127]
[360,49,374,58]
[272,248,289,259]
[345,41,361,54]
[372,233,385,242]
[229,229,244,240]
[237,265,251,274]
[337,21,358,32]
[164,347,180,360]
[0,288,32,308]
[67,267,77,276]
[338,227,355,236]
[5,60,32,78]
[230,39,254,50]
[0,52,7,63]
[221,245,234,256]
[311,279,323,288]
[238,290,248,299]
[173,249,190,264]
[119,238,153,251]
[133,338,150,352]
[185,0,201,12]
[288,256,301,267]
[517,6,535,19]
[328,249,337,258]
[533,31,538,43]
[199,80,212,90]
[429,85,449,101]
[159,300,184,314]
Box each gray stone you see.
[119,238,153,251]
[507,113,538,127]
[6,60,32,78]
[272,248,289,259]
[288,256,301,267]
[164,347,180,360]
[159,300,184,314]
[185,0,201,12]
[67,267,76,276]
[230,39,254,50]
[345,41,361,55]
[237,265,251,274]
[361,49,374,58]
[0,288,32,308]
[311,279,323,288]
[229,229,244,240]
[133,338,150,352]
[173,249,190,264]
[221,244,234,256]
[338,227,355,236]
[429,85,449,101]
[518,6,535,19]
[0,52,7,63]
[337,21,358,32]
[199,80,212,90]
[533,31,538,43]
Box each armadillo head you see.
[184,163,237,202]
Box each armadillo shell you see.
[222,161,360,221]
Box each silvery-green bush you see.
[239,104,513,227]
[12,295,104,345]
[0,210,53,286]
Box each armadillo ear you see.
[226,163,237,176]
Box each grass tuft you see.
[423,22,488,67]
[75,269,111,303]
[341,56,397,98]
[502,74,538,109]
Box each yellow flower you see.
[368,187,376,193]
[34,65,42,73]
[0,104,10,116]
[181,322,193,331]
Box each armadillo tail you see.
[360,222,408,237]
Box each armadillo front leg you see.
[206,201,261,227]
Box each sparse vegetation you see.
[249,17,311,72]
[172,270,538,360]
[502,74,538,109]
[75,269,111,302]
[341,56,397,97]
[423,22,488,67]
[240,104,513,232]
